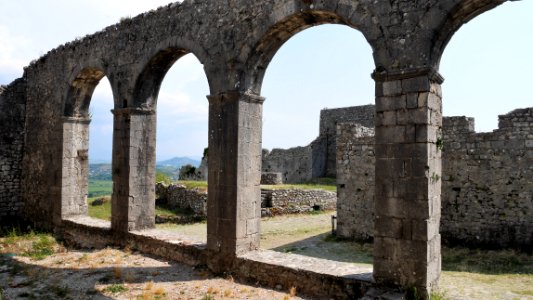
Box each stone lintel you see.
[111,107,155,116]
[207,91,265,105]
[62,116,91,124]
[372,67,444,84]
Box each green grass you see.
[88,196,112,220]
[88,196,186,221]
[0,229,57,260]
[88,180,113,198]
[177,178,337,192]
[177,180,208,191]
[442,246,533,274]
[104,284,128,294]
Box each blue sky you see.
[1,1,532,162]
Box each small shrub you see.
[105,284,128,294]
[23,235,55,260]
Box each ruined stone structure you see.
[337,108,533,250]
[262,105,374,183]
[0,0,519,297]
[156,182,336,219]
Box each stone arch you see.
[133,44,211,109]
[430,0,508,69]
[64,66,110,117]
[244,7,377,94]
[60,66,113,224]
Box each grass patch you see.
[442,246,533,274]
[177,180,208,191]
[104,284,128,294]
[88,180,113,198]
[0,229,57,260]
[88,196,112,220]
[176,178,336,192]
[88,195,190,221]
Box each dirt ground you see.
[1,213,533,299]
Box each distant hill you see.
[89,163,112,180]
[88,156,200,181]
[156,157,200,168]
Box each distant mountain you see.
[156,157,200,168]
[88,157,200,181]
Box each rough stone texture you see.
[337,107,533,251]
[336,123,375,241]
[156,183,207,217]
[320,105,375,177]
[156,183,336,218]
[0,80,26,222]
[262,105,375,183]
[0,0,517,297]
[260,172,283,185]
[262,146,317,183]
[260,188,337,217]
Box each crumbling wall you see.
[337,108,533,249]
[262,146,315,183]
[261,188,337,216]
[441,110,533,249]
[320,105,375,177]
[336,123,375,241]
[261,105,375,183]
[0,79,26,222]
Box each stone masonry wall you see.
[261,188,337,217]
[320,105,375,178]
[336,123,375,241]
[0,79,26,222]
[156,183,208,217]
[261,105,376,183]
[262,146,315,183]
[337,107,533,250]
[156,183,336,218]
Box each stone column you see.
[60,117,90,224]
[372,68,443,297]
[111,107,156,232]
[206,91,263,269]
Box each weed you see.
[203,293,214,300]
[430,289,449,300]
[105,284,128,294]
[436,137,444,151]
[289,286,297,297]
[22,235,55,260]
[224,289,234,297]
[431,172,440,183]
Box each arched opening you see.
[435,1,533,298]
[133,49,210,241]
[256,21,376,266]
[61,68,114,222]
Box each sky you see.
[0,1,532,163]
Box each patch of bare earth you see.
[0,247,304,299]
[2,213,532,299]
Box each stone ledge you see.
[61,218,380,299]
[235,250,373,299]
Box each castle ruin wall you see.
[337,107,533,250]
[0,79,27,222]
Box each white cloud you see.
[0,26,31,80]
[157,90,208,122]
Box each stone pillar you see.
[372,68,443,297]
[60,117,90,224]
[206,91,263,268]
[111,107,156,232]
